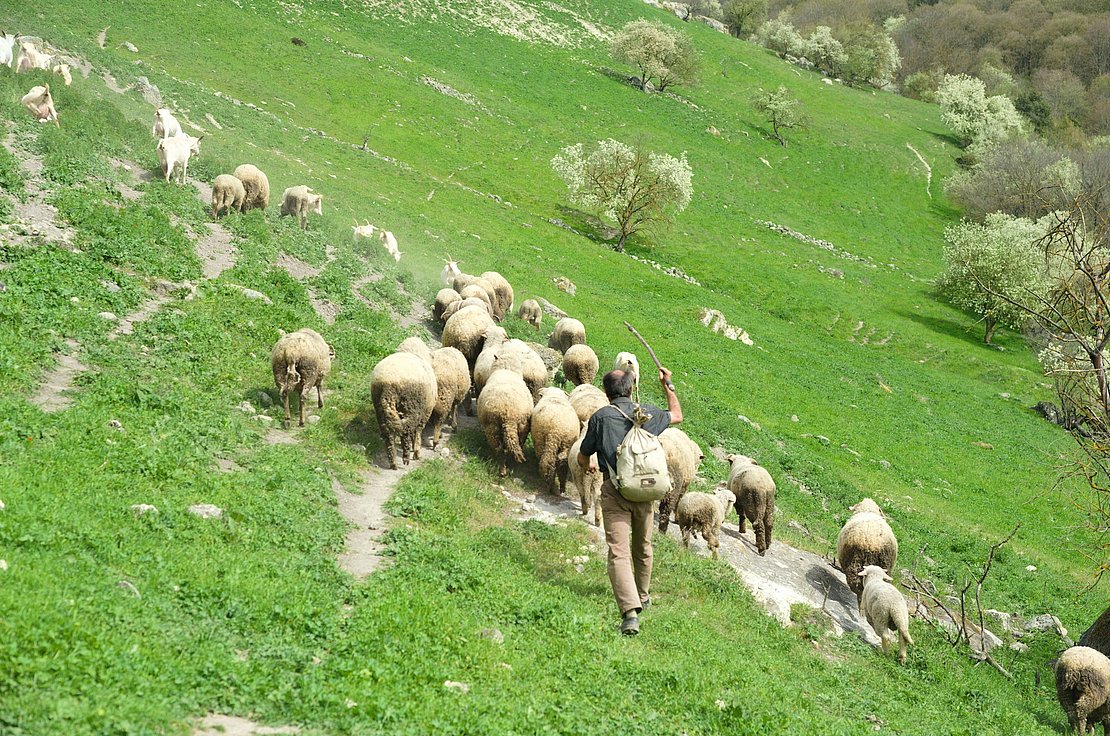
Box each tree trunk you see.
[983,319,996,344]
[1080,604,1110,658]
[615,231,627,253]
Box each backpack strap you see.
[611,402,649,427]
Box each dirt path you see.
[29,340,88,412]
[195,223,237,279]
[906,143,933,200]
[193,714,298,736]
[2,131,74,248]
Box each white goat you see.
[16,41,51,73]
[156,134,202,184]
[379,230,402,262]
[151,108,181,139]
[352,220,377,242]
[0,33,15,68]
[52,63,72,86]
[440,257,463,286]
[21,84,58,127]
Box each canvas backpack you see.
[612,403,671,503]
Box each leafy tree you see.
[936,74,1026,149]
[841,25,902,87]
[610,20,700,93]
[752,86,804,146]
[937,213,1053,344]
[902,69,944,102]
[1014,89,1052,133]
[681,0,723,21]
[721,0,767,37]
[754,18,805,59]
[551,139,693,252]
[803,26,847,77]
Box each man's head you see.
[603,369,634,400]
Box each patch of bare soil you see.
[194,223,237,279]
[2,132,75,248]
[276,252,322,280]
[110,294,171,339]
[193,714,298,736]
[308,290,339,325]
[30,339,87,413]
[96,27,109,49]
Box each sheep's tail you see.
[897,613,914,647]
[279,360,302,393]
[502,420,526,464]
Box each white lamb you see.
[379,230,402,262]
[156,134,202,184]
[151,108,182,139]
[21,84,58,126]
[15,42,51,73]
[858,565,913,663]
[52,63,72,86]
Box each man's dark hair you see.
[603,369,634,400]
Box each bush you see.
[752,86,805,146]
[721,0,767,38]
[936,73,1025,150]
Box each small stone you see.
[307,415,321,425]
[344,699,358,709]
[815,435,831,446]
[238,401,254,413]
[98,311,118,321]
[131,503,159,516]
[188,503,223,519]
[253,414,273,423]
[117,580,141,598]
[715,699,727,710]
[790,415,799,422]
[235,649,249,661]
[70,296,80,303]
[1010,641,1029,653]
[439,446,451,457]
[124,41,138,52]
[1026,565,1038,572]
[574,564,585,574]
[787,520,811,537]
[1024,614,1065,635]
[0,560,7,571]
[101,280,121,293]
[257,392,273,407]
[108,419,124,431]
[878,459,892,470]
[479,628,504,645]
[498,662,512,670]
[999,392,1011,399]
[0,499,6,510]
[972,441,994,450]
[553,276,576,296]
[984,609,1014,634]
[444,681,470,694]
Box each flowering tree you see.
[936,74,1026,150]
[610,20,700,93]
[551,139,693,252]
[937,212,1053,344]
[752,86,804,146]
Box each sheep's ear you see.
[857,570,866,577]
[883,572,893,582]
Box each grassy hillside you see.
[0,0,1098,733]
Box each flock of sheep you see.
[7,28,1110,735]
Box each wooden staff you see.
[623,321,675,390]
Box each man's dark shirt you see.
[579,396,671,478]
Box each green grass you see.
[0,0,1099,732]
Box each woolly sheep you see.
[432,288,461,323]
[379,230,402,262]
[452,274,497,313]
[157,134,202,184]
[858,565,913,664]
[352,220,376,242]
[442,296,492,322]
[530,387,580,493]
[271,328,333,428]
[569,383,608,424]
[726,453,776,556]
[280,185,323,230]
[472,325,510,397]
[568,424,603,525]
[233,164,270,212]
[518,299,542,330]
[562,344,599,386]
[427,346,470,449]
[459,283,493,311]
[657,428,705,533]
[440,257,463,286]
[52,63,71,86]
[442,304,495,381]
[0,33,14,68]
[548,317,585,353]
[211,174,246,219]
[371,351,437,469]
[479,271,514,321]
[614,351,640,385]
[499,340,548,402]
[676,488,736,559]
[151,108,181,139]
[21,84,58,126]
[477,368,532,477]
[397,336,434,365]
[1056,646,1110,735]
[837,498,898,606]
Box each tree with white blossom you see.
[551,139,693,252]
